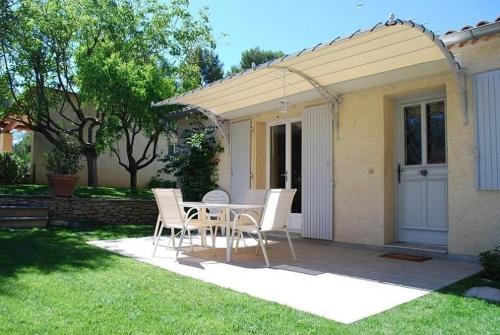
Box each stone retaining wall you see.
[0,195,158,226]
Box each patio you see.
[90,234,480,324]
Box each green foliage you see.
[0,152,27,184]
[227,47,285,75]
[161,118,223,201]
[479,246,500,280]
[192,48,224,85]
[45,134,82,175]
[12,130,32,170]
[147,177,177,189]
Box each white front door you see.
[396,98,448,246]
[230,120,251,204]
[267,119,302,232]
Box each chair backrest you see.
[259,189,296,232]
[243,189,268,205]
[153,188,184,225]
[202,189,229,217]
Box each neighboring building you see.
[154,16,500,257]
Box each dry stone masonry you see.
[0,195,157,226]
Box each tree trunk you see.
[84,148,98,187]
[130,167,138,194]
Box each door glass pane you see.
[269,124,286,188]
[426,101,446,164]
[291,122,302,213]
[404,105,422,165]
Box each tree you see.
[192,48,224,85]
[227,47,285,75]
[77,0,214,192]
[0,0,108,186]
[161,117,223,201]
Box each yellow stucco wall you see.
[226,36,500,256]
[0,133,13,152]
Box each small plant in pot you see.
[46,134,82,197]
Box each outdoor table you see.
[180,202,265,262]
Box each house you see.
[153,16,500,258]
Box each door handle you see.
[281,171,288,183]
[420,169,428,176]
[397,164,404,184]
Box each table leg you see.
[225,208,231,263]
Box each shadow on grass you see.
[436,273,500,306]
[0,226,152,293]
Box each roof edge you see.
[440,21,500,46]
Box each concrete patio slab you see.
[89,236,480,324]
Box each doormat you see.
[380,253,432,262]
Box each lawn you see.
[0,184,154,200]
[0,226,498,334]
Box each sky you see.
[188,0,500,72]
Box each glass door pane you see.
[426,101,446,164]
[291,121,302,213]
[404,105,422,166]
[269,124,286,188]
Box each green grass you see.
[0,226,498,334]
[0,184,153,199]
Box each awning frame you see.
[153,17,469,144]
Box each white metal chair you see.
[202,189,230,241]
[152,189,215,259]
[230,189,297,267]
[152,188,183,245]
[231,189,269,252]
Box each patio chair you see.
[230,189,297,267]
[152,188,215,259]
[230,189,269,253]
[202,189,230,243]
[152,188,183,245]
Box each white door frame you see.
[266,117,302,232]
[394,93,449,245]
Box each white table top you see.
[180,202,264,209]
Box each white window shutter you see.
[474,69,500,190]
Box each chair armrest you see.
[232,213,260,231]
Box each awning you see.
[153,18,466,124]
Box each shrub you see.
[46,134,82,175]
[479,246,500,280]
[0,152,26,184]
[147,177,176,189]
[160,117,223,201]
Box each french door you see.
[267,119,302,232]
[396,98,448,246]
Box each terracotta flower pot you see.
[47,174,79,197]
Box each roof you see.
[441,16,500,47]
[153,17,477,119]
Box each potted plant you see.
[46,134,82,197]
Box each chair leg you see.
[284,228,296,261]
[235,231,240,254]
[152,215,161,245]
[187,230,194,252]
[229,226,237,255]
[175,228,187,261]
[240,232,247,246]
[153,225,164,257]
[257,231,270,267]
[209,226,216,254]
[170,228,176,249]
[263,233,269,248]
